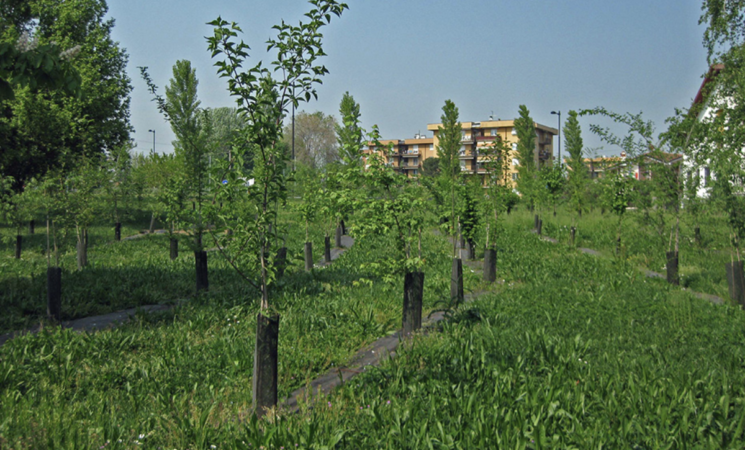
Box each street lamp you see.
[550,111,561,166]
[148,129,156,154]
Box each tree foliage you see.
[564,110,588,220]
[354,127,428,276]
[480,135,515,245]
[0,0,132,190]
[514,104,537,207]
[284,110,338,169]
[141,59,211,251]
[336,91,363,168]
[700,0,745,61]
[202,106,247,165]
[436,99,462,245]
[205,0,348,309]
[422,157,440,177]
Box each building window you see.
[512,158,519,166]
[704,167,711,186]
[429,144,433,150]
[412,158,418,165]
[412,170,418,176]
[512,128,517,136]
[512,143,518,151]
[512,173,518,180]
[490,129,497,136]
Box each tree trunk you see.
[275,247,287,278]
[483,247,497,283]
[340,219,347,235]
[149,212,156,233]
[115,222,121,241]
[570,226,576,246]
[694,226,701,246]
[169,238,178,260]
[335,225,343,248]
[253,313,279,418]
[666,251,679,285]
[304,242,313,272]
[47,266,62,322]
[28,220,34,235]
[450,258,464,305]
[76,239,87,269]
[534,214,539,231]
[15,235,22,259]
[403,271,424,336]
[324,236,332,264]
[726,261,745,306]
[195,250,209,292]
[536,219,543,236]
[468,239,476,261]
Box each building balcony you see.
[402,150,419,157]
[402,163,421,170]
[475,135,498,142]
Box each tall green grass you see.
[233,226,745,448]
[505,206,735,301]
[0,214,481,448]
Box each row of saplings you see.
[14,211,501,415]
[529,212,745,307]
[12,216,388,320]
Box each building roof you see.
[426,119,558,135]
[691,63,724,111]
[639,151,684,164]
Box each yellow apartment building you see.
[365,119,558,187]
[364,134,435,178]
[428,119,557,187]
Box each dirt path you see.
[282,290,490,413]
[283,231,488,412]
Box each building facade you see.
[365,119,558,186]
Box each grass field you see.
[1,206,744,448]
[503,206,736,302]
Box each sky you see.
[107,0,711,158]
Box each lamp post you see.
[550,111,561,166]
[148,129,156,155]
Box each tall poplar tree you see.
[514,104,537,209]
[164,60,210,250]
[436,99,462,251]
[336,91,363,168]
[141,59,211,291]
[564,110,588,221]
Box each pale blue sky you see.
[108,0,709,157]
